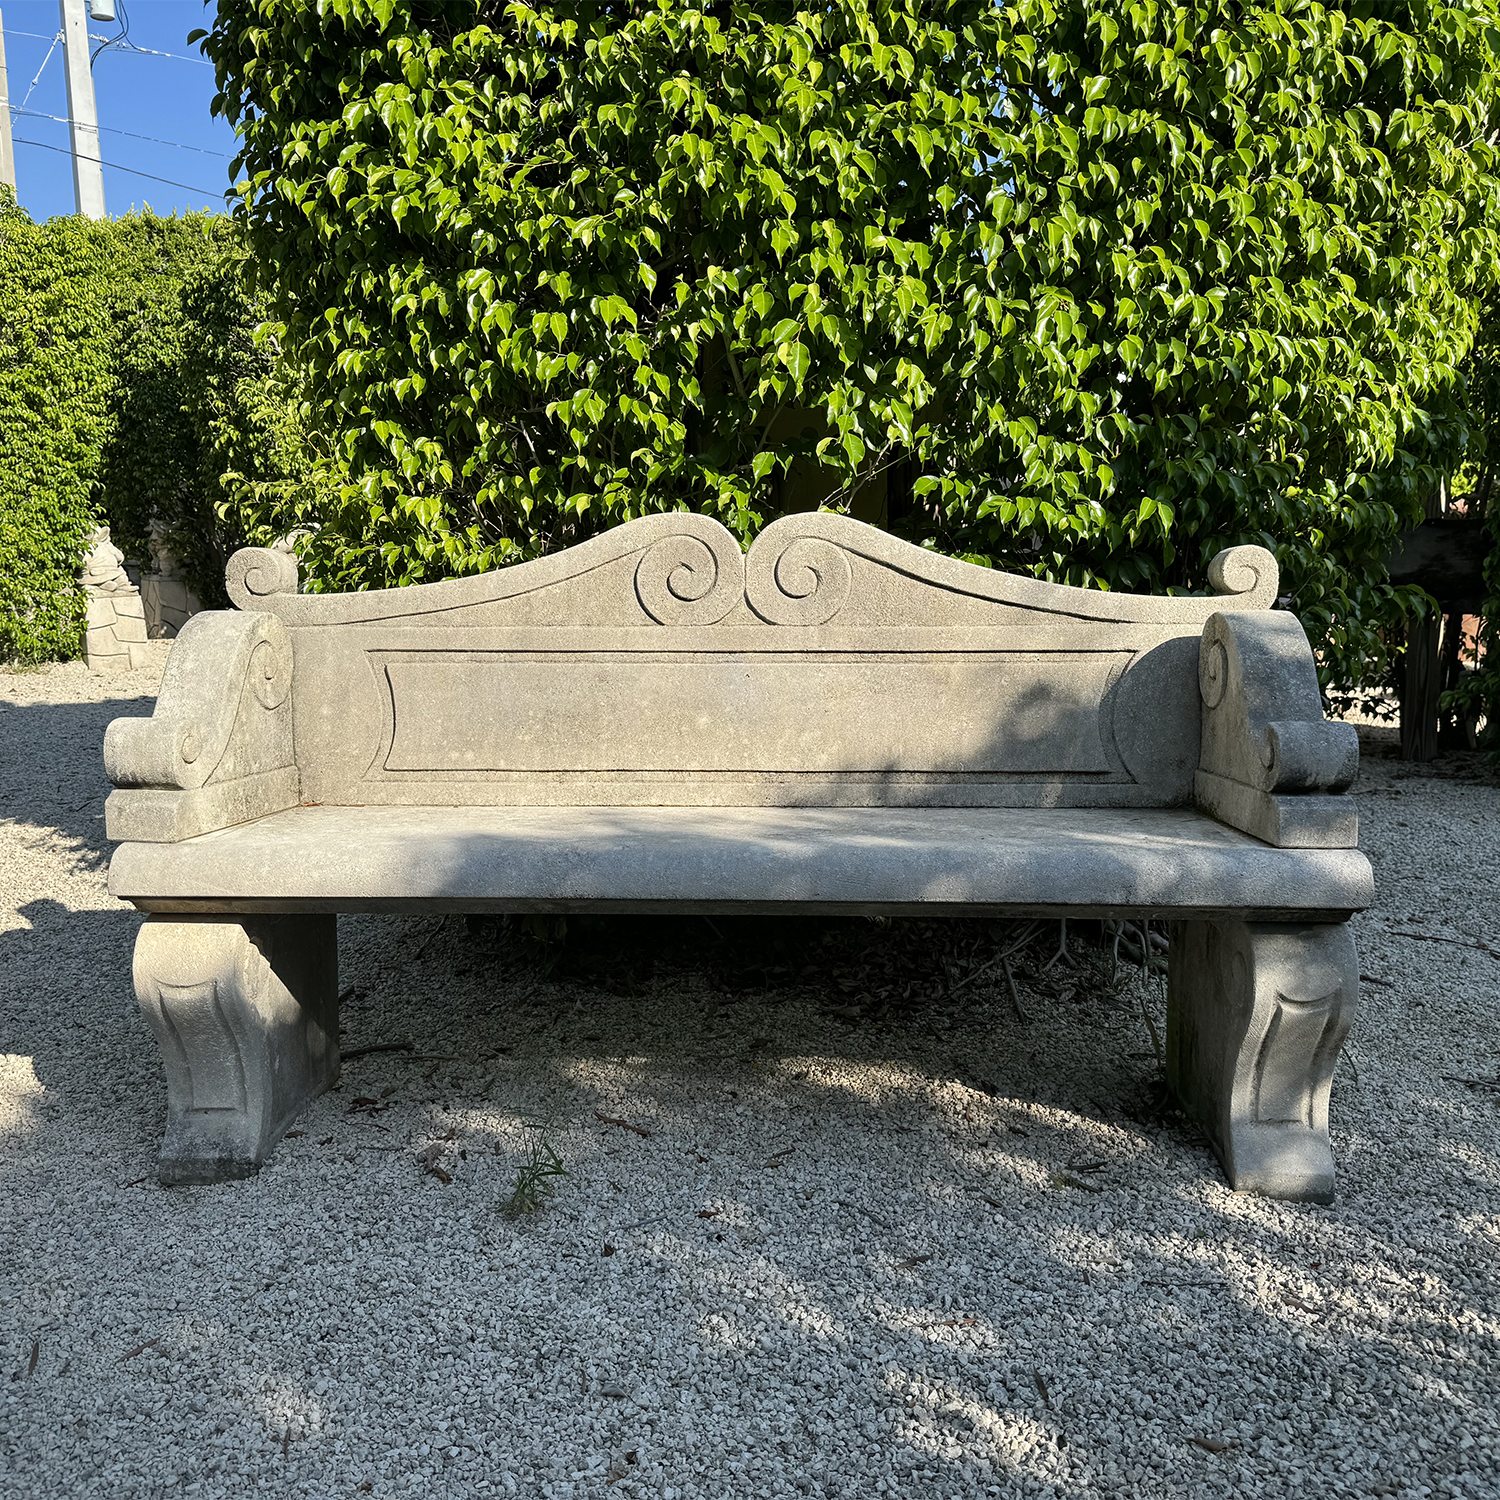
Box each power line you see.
[88,35,212,66]
[89,0,130,69]
[11,135,224,196]
[3,25,212,65]
[3,101,231,157]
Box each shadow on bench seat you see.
[103,512,1372,1202]
[112,804,1370,919]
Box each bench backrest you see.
[223,513,1278,811]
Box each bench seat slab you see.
[1167,919,1358,1203]
[110,805,1373,919]
[134,914,339,1184]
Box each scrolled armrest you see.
[1196,611,1358,848]
[1263,718,1358,795]
[104,611,299,843]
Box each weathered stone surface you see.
[1197,611,1360,846]
[106,768,302,845]
[112,595,149,644]
[109,804,1374,918]
[1194,772,1359,849]
[104,610,298,841]
[105,513,1372,1196]
[1167,919,1358,1203]
[133,914,338,1184]
[222,515,1279,811]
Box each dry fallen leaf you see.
[594,1110,652,1138]
[927,1317,977,1329]
[416,1142,452,1183]
[118,1338,158,1363]
[894,1254,933,1270]
[697,1210,720,1220]
[1280,1293,1319,1314]
[1033,1370,1052,1408]
[1051,1170,1104,1194]
[285,1131,305,1139]
[1188,1435,1238,1454]
[27,1340,38,1376]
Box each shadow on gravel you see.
[4,899,1497,1497]
[0,898,148,1130]
[344,910,1181,1136]
[0,694,154,859]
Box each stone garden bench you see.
[104,514,1371,1199]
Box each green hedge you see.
[204,0,1500,699]
[0,193,114,663]
[99,215,330,610]
[96,214,244,608]
[0,199,319,661]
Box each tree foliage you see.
[205,0,1500,694]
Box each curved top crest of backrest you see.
[226,511,1277,627]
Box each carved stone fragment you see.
[104,611,298,842]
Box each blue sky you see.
[2,0,238,221]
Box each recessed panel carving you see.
[380,652,1128,777]
[1253,990,1339,1125]
[156,980,248,1114]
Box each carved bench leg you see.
[133,915,339,1185]
[1167,919,1358,1203]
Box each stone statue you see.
[81,525,149,672]
[81,526,135,596]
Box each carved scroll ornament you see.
[1196,611,1359,848]
[222,513,1281,629]
[633,526,744,626]
[226,546,299,610]
[103,612,299,842]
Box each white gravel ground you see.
[1,659,1497,1500]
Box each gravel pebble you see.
[1,660,1497,1499]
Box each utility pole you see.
[0,9,16,193]
[59,0,104,218]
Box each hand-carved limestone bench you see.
[104,514,1372,1199]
